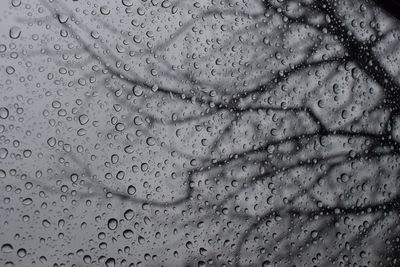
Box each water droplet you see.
[42,219,50,228]
[124,145,134,154]
[127,185,136,195]
[9,27,21,39]
[122,0,133,7]
[133,116,143,125]
[138,235,145,244]
[161,0,171,8]
[22,198,33,205]
[1,244,13,253]
[146,137,156,146]
[11,0,21,7]
[83,255,92,263]
[115,123,125,131]
[6,66,15,75]
[105,258,115,267]
[123,229,134,239]
[116,171,125,180]
[78,114,89,125]
[100,6,111,15]
[23,150,32,158]
[140,163,149,172]
[124,209,134,220]
[0,148,8,159]
[132,86,143,96]
[47,137,56,147]
[111,154,119,164]
[17,248,26,258]
[51,100,61,109]
[107,218,118,230]
[311,230,318,238]
[90,31,100,39]
[57,13,69,24]
[0,108,9,119]
[137,7,145,16]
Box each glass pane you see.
[1,0,400,266]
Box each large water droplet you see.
[124,209,134,220]
[122,0,133,7]
[105,258,115,267]
[17,248,26,258]
[11,0,21,7]
[123,229,134,239]
[1,244,13,253]
[22,198,33,205]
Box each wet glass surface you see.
[1,0,400,266]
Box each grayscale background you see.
[1,0,400,266]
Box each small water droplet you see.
[9,27,21,39]
[6,66,15,75]
[0,148,8,159]
[0,108,9,119]
[47,137,56,147]
[107,218,118,230]
[0,44,6,53]
[127,185,136,195]
[100,6,111,15]
[146,137,156,146]
[57,13,69,24]
[78,114,89,125]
